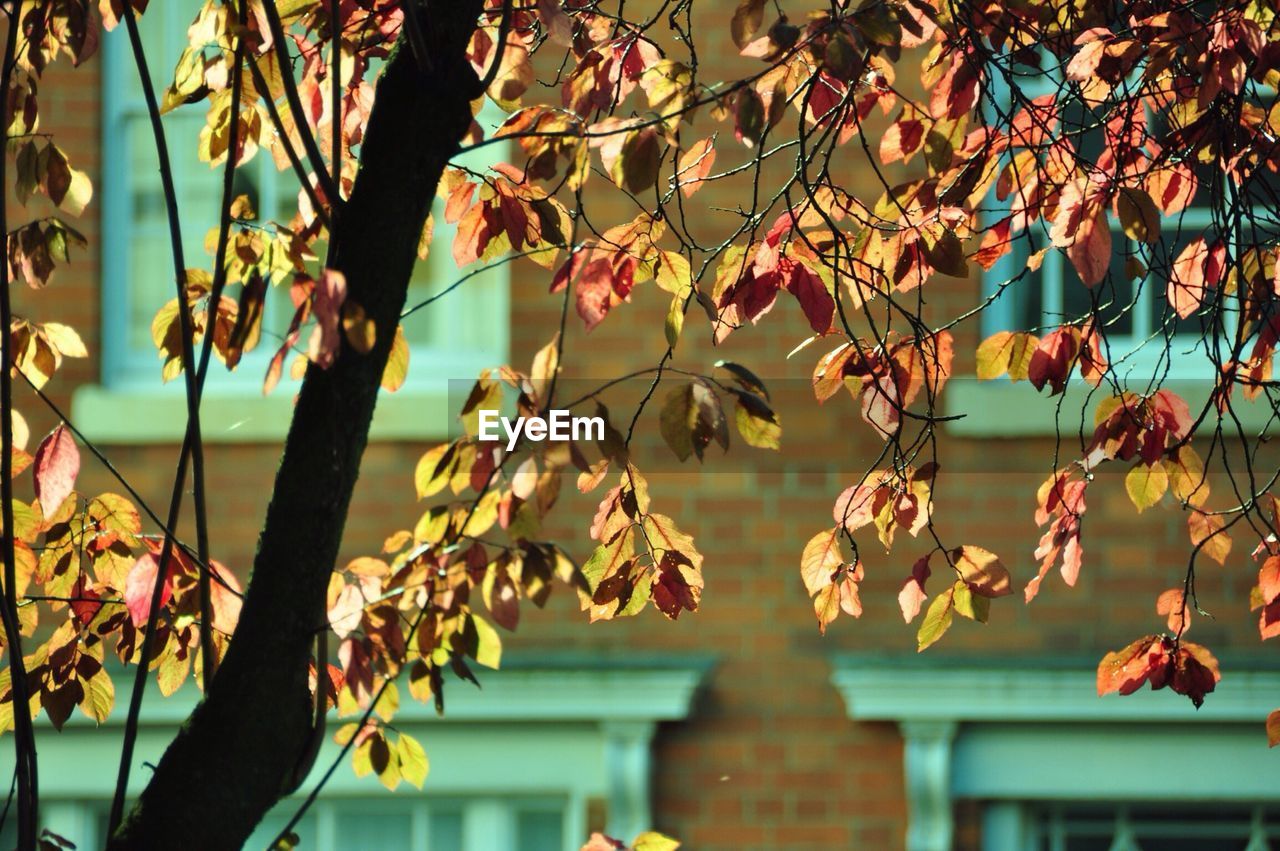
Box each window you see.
[0,795,566,851]
[26,663,707,850]
[831,658,1280,851]
[1017,802,1275,851]
[248,796,568,850]
[88,7,507,439]
[980,67,1224,379]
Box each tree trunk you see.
[108,4,483,846]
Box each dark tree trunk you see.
[108,4,483,847]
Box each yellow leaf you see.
[397,732,430,788]
[380,325,410,392]
[414,443,455,499]
[1164,445,1209,508]
[41,322,87,358]
[471,614,502,668]
[1125,462,1168,513]
[634,832,681,851]
[800,528,843,596]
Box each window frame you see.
[979,65,1220,382]
[832,657,1280,851]
[30,662,709,850]
[89,18,510,442]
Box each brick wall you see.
[18,10,1276,850]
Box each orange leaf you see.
[1155,587,1191,635]
[675,138,716,197]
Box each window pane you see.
[428,809,464,851]
[333,810,413,850]
[1027,802,1271,851]
[516,807,564,850]
[1058,237,1136,336]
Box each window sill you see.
[70,382,457,444]
[944,378,1275,438]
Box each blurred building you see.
[10,2,1280,849]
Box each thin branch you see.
[108,0,214,832]
[0,6,39,847]
[259,0,342,206]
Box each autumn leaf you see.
[1097,634,1166,697]
[1125,462,1168,513]
[898,555,930,623]
[659,380,729,462]
[1168,238,1225,320]
[1115,187,1160,244]
[1156,587,1191,635]
[917,587,954,651]
[33,424,79,521]
[800,528,843,595]
[952,546,1011,597]
[675,138,715,197]
[724,397,775,456]
[1188,511,1231,566]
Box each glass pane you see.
[1028,802,1272,851]
[333,810,413,850]
[403,204,506,354]
[516,807,564,851]
[428,809,464,851]
[1058,233,1136,336]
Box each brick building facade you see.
[13,3,1280,849]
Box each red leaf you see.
[1156,587,1191,634]
[124,553,174,628]
[1169,641,1220,708]
[1097,634,1166,697]
[1066,207,1112,287]
[34,424,79,520]
[1260,556,1280,605]
[210,560,242,634]
[1028,327,1081,395]
[880,117,925,164]
[308,268,347,368]
[784,260,834,335]
[1168,238,1225,319]
[897,555,931,623]
[930,50,979,119]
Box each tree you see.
[2,0,1279,847]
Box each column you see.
[900,719,958,851]
[602,720,657,843]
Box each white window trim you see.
[831,657,1280,851]
[956,67,1267,437]
[34,661,709,850]
[82,24,510,444]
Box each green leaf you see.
[916,588,954,651]
[951,580,990,623]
